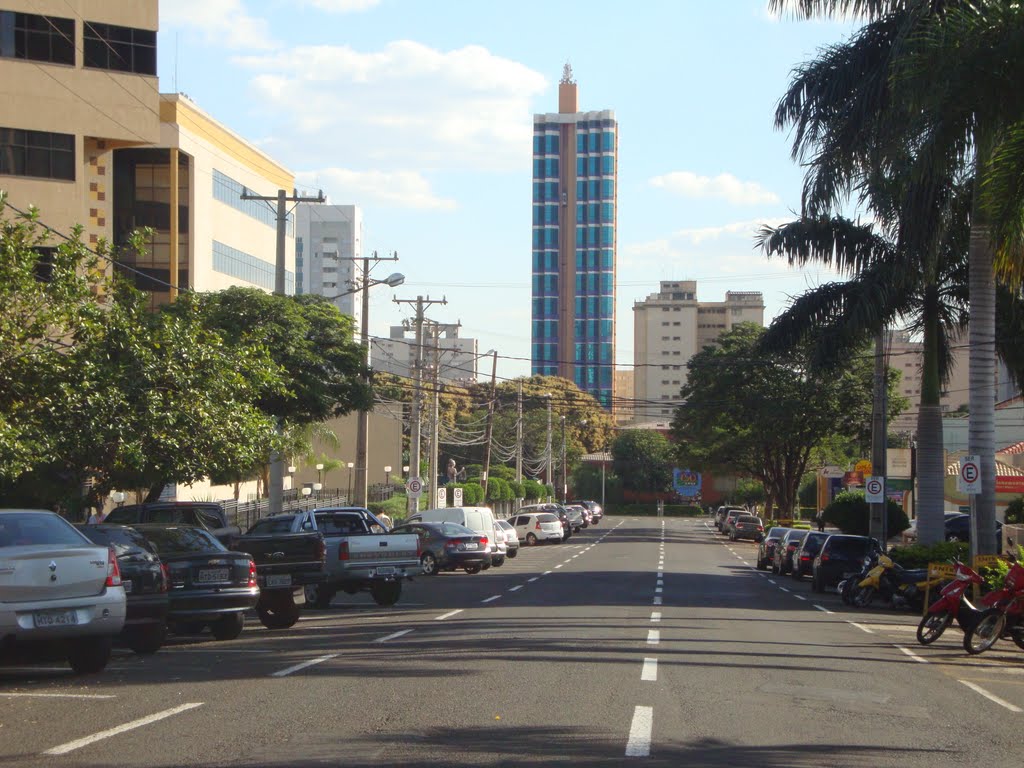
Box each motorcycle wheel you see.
[963,609,1006,655]
[917,610,952,645]
[853,585,875,608]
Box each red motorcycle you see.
[916,559,983,645]
[962,556,1024,655]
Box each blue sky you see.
[158,0,858,380]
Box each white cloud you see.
[649,171,781,206]
[234,41,547,173]
[296,168,457,210]
[299,0,381,10]
[161,0,276,50]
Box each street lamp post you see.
[347,461,355,502]
[316,462,324,487]
[313,482,323,500]
[301,485,312,510]
[384,465,392,487]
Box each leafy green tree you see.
[735,478,768,509]
[611,430,674,494]
[824,490,909,538]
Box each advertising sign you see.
[672,468,702,498]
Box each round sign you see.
[406,477,423,497]
[866,478,883,495]
[961,462,979,484]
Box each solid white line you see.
[653,596,662,605]
[848,621,874,634]
[960,680,1023,712]
[43,703,204,755]
[508,585,523,592]
[375,629,414,643]
[481,595,501,603]
[813,604,834,614]
[896,645,928,663]
[271,654,339,677]
[647,629,660,645]
[625,705,653,757]
[641,657,658,682]
[650,611,661,622]
[0,692,116,700]
[434,609,463,621]
[528,577,539,582]
[794,595,807,601]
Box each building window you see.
[0,12,74,65]
[212,240,294,294]
[213,170,293,234]
[83,21,156,75]
[0,127,74,180]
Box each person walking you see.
[377,511,393,530]
[816,509,825,533]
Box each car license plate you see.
[197,568,230,583]
[265,574,291,588]
[375,567,396,576]
[122,579,133,594]
[464,543,477,550]
[33,610,78,628]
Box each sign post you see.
[437,486,447,509]
[865,476,885,504]
[406,476,423,515]
[959,455,981,566]
[453,487,463,508]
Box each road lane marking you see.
[508,585,523,592]
[434,609,463,621]
[375,629,415,643]
[647,630,660,645]
[847,622,874,634]
[780,587,790,593]
[554,564,564,569]
[650,612,661,622]
[544,570,553,575]
[653,596,662,605]
[641,658,658,681]
[895,645,928,663]
[625,705,653,757]
[481,595,502,603]
[655,586,662,593]
[271,654,339,677]
[813,604,834,614]
[0,692,116,700]
[794,595,807,601]
[767,580,776,585]
[960,680,1023,712]
[528,577,539,582]
[43,703,204,755]
[742,561,750,566]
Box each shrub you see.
[888,541,969,569]
[823,490,909,537]
[1005,497,1024,525]
[462,482,485,505]
[522,479,546,500]
[487,477,513,502]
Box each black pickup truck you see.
[106,503,326,629]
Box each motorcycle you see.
[838,555,875,606]
[962,553,1024,655]
[916,559,983,645]
[851,553,935,611]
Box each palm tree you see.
[771,0,1024,554]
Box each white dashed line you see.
[813,604,834,614]
[847,621,874,634]
[508,585,523,592]
[794,595,807,601]
[544,570,553,575]
[641,657,658,682]
[0,692,116,700]
[767,580,776,585]
[554,564,564,569]
[780,587,790,593]
[960,680,1023,712]
[655,587,662,593]
[481,595,501,604]
[527,577,539,583]
[272,654,339,676]
[625,706,653,757]
[43,703,205,755]
[434,609,463,621]
[647,630,660,645]
[650,612,661,622]
[653,596,662,605]
[895,645,928,663]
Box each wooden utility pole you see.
[481,350,499,497]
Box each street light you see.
[384,465,392,486]
[347,461,355,502]
[316,462,324,486]
[313,482,323,500]
[111,491,126,508]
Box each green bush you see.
[522,479,546,500]
[368,493,421,523]
[462,482,484,505]
[1005,497,1024,524]
[823,490,909,537]
[888,541,969,569]
[487,477,513,502]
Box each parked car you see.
[790,531,829,580]
[495,519,520,558]
[730,515,764,542]
[76,524,169,654]
[390,521,490,575]
[561,505,586,533]
[772,529,808,575]
[721,509,746,537]
[411,507,503,567]
[945,513,1003,548]
[812,534,880,593]
[569,500,603,524]
[105,502,240,546]
[756,527,790,570]
[134,525,258,640]
[509,511,564,545]
[0,510,127,674]
[516,504,573,541]
[565,504,591,528]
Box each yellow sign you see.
[854,459,873,475]
[928,563,956,580]
[974,554,1003,570]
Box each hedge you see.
[823,491,909,537]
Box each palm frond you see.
[758,216,894,274]
[768,0,903,22]
[983,121,1024,284]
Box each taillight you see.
[338,541,349,561]
[535,522,541,530]
[160,563,170,593]
[247,560,258,588]
[821,553,830,562]
[480,536,488,547]
[801,555,811,561]
[105,548,122,587]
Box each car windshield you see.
[767,529,789,540]
[0,512,88,547]
[138,526,226,554]
[77,525,156,556]
[738,516,760,524]
[826,537,871,557]
[495,520,513,531]
[537,514,558,523]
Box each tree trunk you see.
[144,483,164,503]
[916,291,946,546]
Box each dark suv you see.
[812,534,880,592]
[790,531,829,580]
[106,502,240,546]
[772,529,808,575]
[757,527,791,570]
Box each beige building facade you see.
[888,328,970,435]
[633,280,764,422]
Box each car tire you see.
[68,635,113,675]
[305,583,337,609]
[507,548,518,559]
[421,552,439,576]
[127,622,166,655]
[791,567,802,581]
[492,556,505,568]
[526,533,538,546]
[370,581,402,607]
[464,564,482,574]
[257,599,301,630]
[771,560,779,575]
[211,612,245,641]
[481,561,491,570]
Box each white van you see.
[411,507,504,567]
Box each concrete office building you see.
[295,203,363,321]
[633,280,764,421]
[373,323,479,384]
[531,64,617,407]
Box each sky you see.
[157,0,859,381]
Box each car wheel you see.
[756,557,765,571]
[811,573,822,593]
[492,556,505,568]
[211,612,245,641]
[305,583,336,609]
[464,564,482,574]
[791,567,802,581]
[370,581,402,607]
[421,552,439,576]
[127,622,166,655]
[526,533,538,546]
[68,635,113,675]
[506,548,518,559]
[257,599,301,630]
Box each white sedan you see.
[0,509,127,673]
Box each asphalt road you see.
[2,516,1023,766]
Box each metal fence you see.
[221,488,351,530]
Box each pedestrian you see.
[86,506,106,525]
[377,510,393,530]
[816,509,825,533]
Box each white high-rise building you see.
[295,204,363,321]
[373,323,479,384]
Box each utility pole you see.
[428,323,442,509]
[869,331,888,548]
[560,415,567,502]
[394,295,446,515]
[241,186,325,515]
[515,381,523,485]
[545,395,553,497]
[481,350,499,497]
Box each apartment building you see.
[295,203,363,321]
[373,323,479,384]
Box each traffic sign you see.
[820,466,844,479]
[453,487,464,507]
[405,476,423,498]
[437,486,447,508]
[865,476,885,503]
[959,455,981,495]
